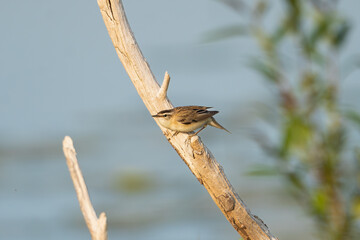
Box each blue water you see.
[1,1,360,239]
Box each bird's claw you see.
[185,134,195,145]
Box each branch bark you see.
[97,0,278,239]
[63,136,108,240]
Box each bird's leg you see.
[186,125,208,145]
[194,125,208,135]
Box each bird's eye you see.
[163,114,168,117]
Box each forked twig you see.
[63,136,107,240]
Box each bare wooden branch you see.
[97,0,278,239]
[63,136,108,240]
[157,71,170,100]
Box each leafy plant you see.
[210,0,360,239]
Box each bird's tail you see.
[209,117,231,133]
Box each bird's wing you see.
[176,106,218,125]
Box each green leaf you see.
[247,164,280,176]
[280,114,313,158]
[311,188,328,217]
[271,22,288,44]
[214,0,245,14]
[253,0,268,18]
[253,29,276,54]
[201,24,248,43]
[287,171,305,191]
[309,15,330,46]
[249,58,280,83]
[352,194,360,219]
[328,19,351,49]
[345,110,360,129]
[300,72,317,91]
[284,0,302,32]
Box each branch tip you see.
[62,136,108,240]
[63,136,74,149]
[157,71,171,100]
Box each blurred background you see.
[1,0,360,239]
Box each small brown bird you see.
[152,106,230,136]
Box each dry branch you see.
[63,136,108,240]
[157,71,170,100]
[97,0,278,239]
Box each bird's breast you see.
[170,118,209,132]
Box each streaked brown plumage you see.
[152,106,230,135]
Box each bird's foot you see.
[185,133,196,145]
